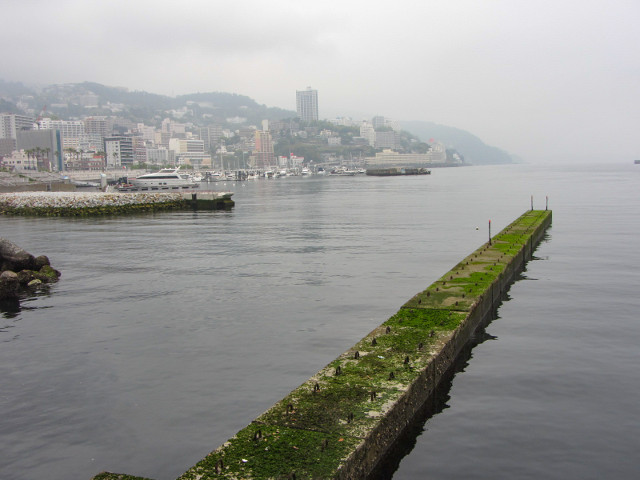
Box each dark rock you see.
[34,255,51,269]
[0,270,20,299]
[0,238,36,272]
[16,270,35,285]
[0,239,59,303]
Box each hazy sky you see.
[2,0,638,163]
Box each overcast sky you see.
[1,0,638,163]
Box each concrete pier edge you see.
[93,209,552,480]
[0,191,234,216]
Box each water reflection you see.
[0,297,21,318]
[370,318,501,479]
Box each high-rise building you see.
[38,119,85,149]
[254,128,275,169]
[296,87,318,123]
[360,121,376,147]
[199,125,223,151]
[1,114,34,139]
[371,116,386,129]
[84,117,110,138]
[104,135,135,168]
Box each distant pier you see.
[93,209,551,480]
[366,167,431,176]
[0,191,234,216]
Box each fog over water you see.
[1,162,639,479]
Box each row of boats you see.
[115,166,368,191]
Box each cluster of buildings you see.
[0,112,227,172]
[1,85,455,173]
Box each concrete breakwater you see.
[94,209,552,480]
[0,191,233,216]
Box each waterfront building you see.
[296,87,319,123]
[366,143,448,167]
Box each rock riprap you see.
[0,238,61,300]
[0,191,186,216]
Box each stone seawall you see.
[94,210,552,480]
[0,191,233,216]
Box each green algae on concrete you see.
[92,473,155,480]
[97,209,552,480]
[173,209,552,480]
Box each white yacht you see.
[133,167,198,187]
[117,167,200,191]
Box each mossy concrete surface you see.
[92,473,155,480]
[95,210,552,480]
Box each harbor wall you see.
[93,209,552,480]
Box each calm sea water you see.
[1,163,638,480]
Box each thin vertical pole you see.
[531,195,534,210]
[546,196,548,211]
[489,219,492,245]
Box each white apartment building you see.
[1,114,34,139]
[366,143,448,167]
[104,135,135,168]
[169,138,211,169]
[38,119,85,149]
[359,122,376,147]
[296,87,319,123]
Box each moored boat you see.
[117,167,200,191]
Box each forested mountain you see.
[401,120,515,165]
[0,80,515,164]
[0,81,296,127]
